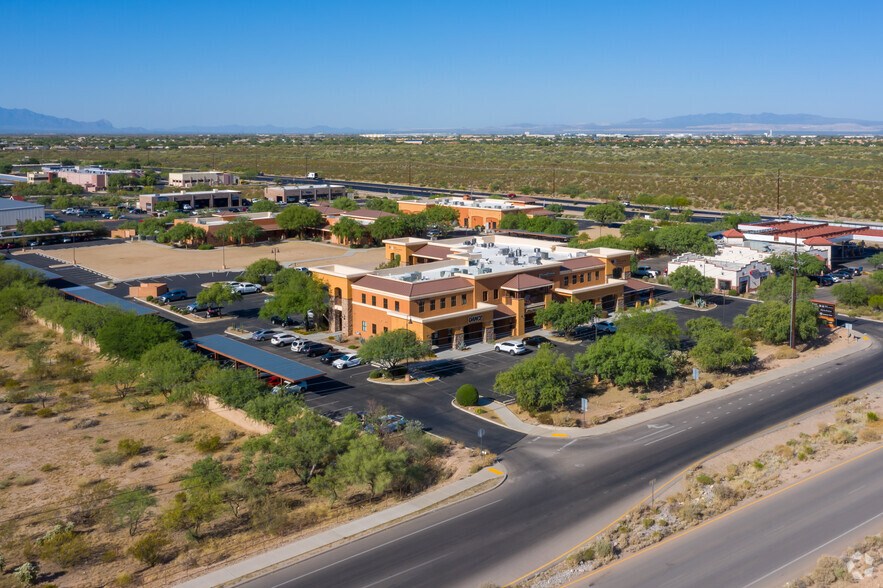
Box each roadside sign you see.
[845,323,853,331]
[580,397,588,412]
[811,299,836,327]
[477,428,485,439]
[692,368,699,381]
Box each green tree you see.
[111,487,156,536]
[240,258,282,285]
[867,252,883,268]
[534,300,597,337]
[668,265,715,302]
[196,282,243,309]
[16,219,58,235]
[584,202,626,226]
[157,222,206,246]
[756,275,815,303]
[674,209,694,223]
[691,327,755,371]
[138,340,207,399]
[733,300,819,344]
[831,282,869,307]
[216,217,264,245]
[494,346,578,411]
[259,269,327,321]
[93,361,141,399]
[331,197,360,211]
[276,205,324,238]
[369,215,407,241]
[365,197,400,214]
[575,333,676,387]
[330,216,368,244]
[336,434,407,496]
[616,309,682,350]
[96,313,180,360]
[766,252,826,277]
[653,224,716,255]
[649,209,671,221]
[127,531,168,567]
[154,201,180,213]
[357,329,431,370]
[21,340,52,380]
[249,199,279,213]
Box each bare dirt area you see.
[22,240,386,280]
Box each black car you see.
[830,269,853,280]
[270,315,298,327]
[812,275,835,287]
[320,351,346,364]
[570,326,593,339]
[301,342,332,357]
[522,335,555,347]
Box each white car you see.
[231,282,262,294]
[494,341,528,355]
[332,354,362,369]
[270,332,299,346]
[290,339,309,353]
[272,381,307,395]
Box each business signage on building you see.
[467,314,484,324]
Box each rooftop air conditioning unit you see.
[534,247,540,253]
[481,267,493,274]
[540,251,549,260]
[576,251,587,257]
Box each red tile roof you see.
[353,275,472,298]
[346,208,396,220]
[526,208,555,217]
[501,274,553,291]
[312,205,345,216]
[624,278,654,292]
[857,229,883,237]
[802,236,833,245]
[559,255,605,271]
[722,229,744,237]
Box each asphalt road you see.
[585,446,883,588]
[237,322,883,588]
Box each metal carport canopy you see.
[3,258,62,281]
[60,285,157,316]
[191,334,326,383]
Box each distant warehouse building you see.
[264,184,346,203]
[138,190,242,212]
[168,171,239,188]
[43,165,141,192]
[0,197,44,228]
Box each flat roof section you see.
[3,258,61,281]
[191,334,326,384]
[60,286,157,316]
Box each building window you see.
[372,296,376,307]
[361,321,367,332]
[394,300,400,312]
[580,274,585,283]
[384,326,388,333]
[595,271,600,280]
[361,293,366,304]
[430,299,436,311]
[383,298,388,309]
[462,294,467,305]
[440,297,446,309]
[482,291,488,302]
[493,289,498,299]
[418,300,425,313]
[372,323,376,334]
[451,295,456,307]
[718,279,731,291]
[563,276,569,287]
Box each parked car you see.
[231,282,262,294]
[332,354,362,369]
[271,332,299,346]
[594,320,617,334]
[810,275,835,287]
[251,329,280,341]
[522,335,555,347]
[157,289,187,303]
[633,266,659,278]
[185,301,216,313]
[320,351,346,365]
[830,269,853,280]
[494,341,528,355]
[270,315,298,327]
[271,381,307,395]
[364,414,405,434]
[570,325,593,339]
[290,339,309,353]
[823,274,841,283]
[301,342,332,357]
[205,307,222,318]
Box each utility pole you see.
[408,157,412,185]
[552,167,557,197]
[789,231,798,349]
[304,155,308,177]
[776,169,781,217]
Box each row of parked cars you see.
[252,330,362,369]
[810,267,862,286]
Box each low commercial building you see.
[0,197,44,228]
[172,211,284,245]
[168,171,239,187]
[311,235,638,347]
[264,184,346,203]
[319,207,398,245]
[397,196,550,230]
[667,247,772,293]
[43,165,140,192]
[138,190,242,212]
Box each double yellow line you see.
[504,381,883,587]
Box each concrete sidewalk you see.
[175,466,506,588]
[476,332,875,438]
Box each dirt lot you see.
[23,240,387,280]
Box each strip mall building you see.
[310,236,650,347]
[397,196,553,230]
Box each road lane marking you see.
[487,468,504,475]
[551,433,568,437]
[561,445,883,588]
[275,499,503,587]
[643,428,687,446]
[556,439,579,452]
[632,426,673,443]
[358,552,452,588]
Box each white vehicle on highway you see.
[231,282,262,294]
[332,354,362,369]
[494,341,528,355]
[270,332,299,346]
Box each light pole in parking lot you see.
[270,247,280,263]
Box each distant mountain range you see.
[2,107,882,135]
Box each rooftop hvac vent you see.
[534,247,541,253]
[576,251,587,257]
[401,271,422,282]
[540,251,549,260]
[481,267,493,274]
[528,255,539,264]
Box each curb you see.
[174,467,507,588]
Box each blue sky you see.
[6,0,881,129]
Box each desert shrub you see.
[455,384,479,407]
[867,411,879,422]
[248,495,291,535]
[594,539,614,559]
[126,531,168,567]
[811,555,847,585]
[775,444,794,460]
[96,451,127,467]
[535,411,553,425]
[17,404,37,417]
[39,464,57,472]
[117,438,144,457]
[728,289,739,296]
[774,347,799,360]
[115,572,135,586]
[752,460,764,470]
[72,418,99,429]
[36,407,55,418]
[13,562,38,585]
[642,518,654,528]
[830,428,856,444]
[695,474,714,485]
[195,435,222,453]
[173,432,192,443]
[13,475,39,487]
[5,389,30,403]
[197,244,214,250]
[566,547,595,567]
[35,523,89,567]
[859,428,881,442]
[369,370,383,379]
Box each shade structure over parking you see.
[192,334,326,383]
[3,258,62,281]
[60,285,157,316]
